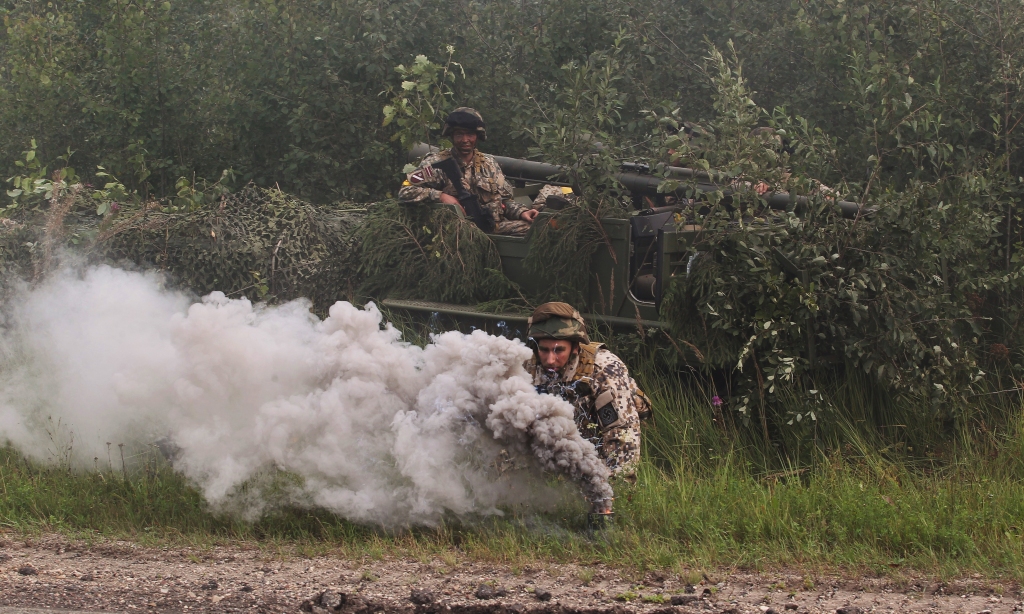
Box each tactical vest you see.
[571,342,653,425]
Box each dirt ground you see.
[0,534,1020,614]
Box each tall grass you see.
[1,356,1023,577]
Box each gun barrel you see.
[491,156,567,185]
[764,193,865,219]
[614,169,721,197]
[492,156,723,195]
[408,144,866,219]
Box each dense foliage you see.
[3,0,1019,203]
[3,0,1024,438]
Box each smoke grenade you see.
[0,265,612,526]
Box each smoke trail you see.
[0,265,611,525]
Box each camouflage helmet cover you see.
[749,126,781,143]
[749,126,793,154]
[527,302,590,344]
[441,107,486,141]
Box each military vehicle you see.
[383,144,864,351]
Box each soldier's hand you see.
[520,209,539,223]
[439,193,460,206]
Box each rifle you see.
[430,157,496,233]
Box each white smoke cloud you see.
[0,265,610,525]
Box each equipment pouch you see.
[633,386,653,423]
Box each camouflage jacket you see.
[398,149,528,224]
[525,343,646,479]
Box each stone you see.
[836,608,863,614]
[0,553,11,563]
[17,565,37,576]
[684,585,696,594]
[80,574,95,582]
[784,606,798,611]
[475,584,507,599]
[534,588,553,602]
[646,571,668,586]
[200,580,219,590]
[410,589,435,605]
[320,589,346,610]
[671,595,699,606]
[241,585,253,592]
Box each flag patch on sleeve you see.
[408,166,434,184]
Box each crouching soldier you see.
[398,107,538,236]
[524,302,650,516]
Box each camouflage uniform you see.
[398,149,531,236]
[531,184,573,209]
[525,343,646,480]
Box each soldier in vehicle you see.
[746,127,835,200]
[524,302,650,507]
[531,184,574,210]
[398,107,539,236]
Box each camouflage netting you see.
[0,184,366,311]
[2,185,634,321]
[95,185,364,313]
[2,187,528,312]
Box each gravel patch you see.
[0,534,1019,613]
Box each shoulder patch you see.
[408,165,435,184]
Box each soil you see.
[0,534,1020,614]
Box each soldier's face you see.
[537,339,575,370]
[451,128,478,155]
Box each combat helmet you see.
[527,302,590,345]
[441,107,486,141]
